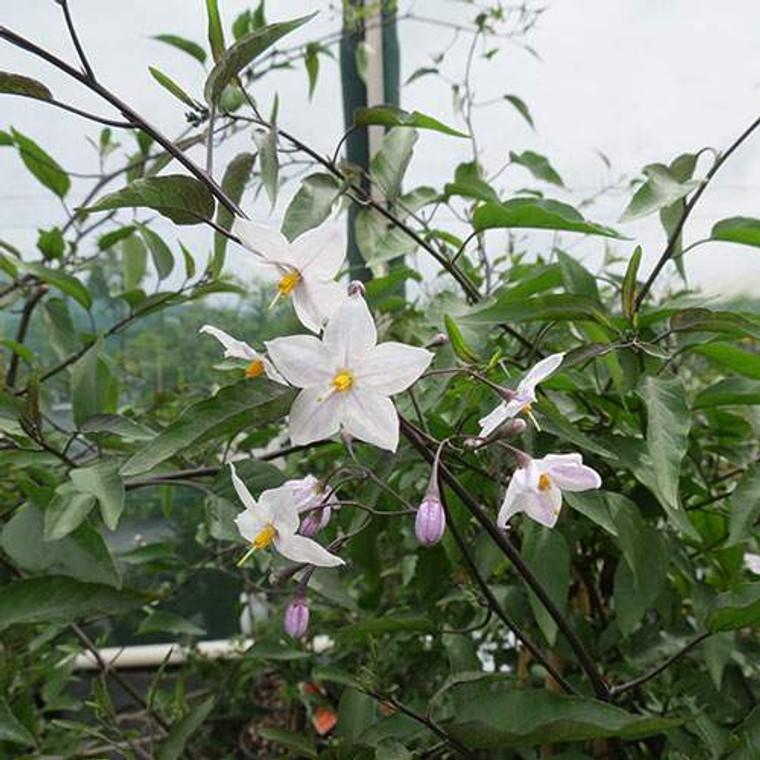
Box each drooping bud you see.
[415,494,446,547]
[347,280,366,297]
[284,597,310,639]
[426,332,448,349]
[300,506,332,538]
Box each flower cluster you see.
[202,220,603,637]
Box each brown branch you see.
[5,285,47,389]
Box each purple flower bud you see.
[300,507,332,538]
[415,496,446,547]
[426,332,448,349]
[347,280,366,297]
[284,598,310,639]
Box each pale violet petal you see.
[229,462,257,510]
[354,342,433,396]
[479,403,508,438]
[232,218,291,262]
[323,294,377,368]
[292,278,345,334]
[745,553,760,574]
[542,453,583,468]
[260,485,300,535]
[262,355,288,386]
[199,325,258,361]
[274,533,345,567]
[342,390,399,451]
[291,225,345,279]
[286,474,322,512]
[517,352,565,397]
[288,386,343,445]
[521,487,563,528]
[497,472,530,528]
[546,461,602,492]
[265,335,333,388]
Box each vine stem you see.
[635,111,760,309]
[0,24,240,217]
[401,416,611,701]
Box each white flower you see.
[745,553,760,574]
[230,463,344,568]
[232,219,346,333]
[199,324,286,384]
[478,352,565,438]
[265,293,433,451]
[499,453,601,529]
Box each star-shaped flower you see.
[199,324,286,383]
[478,352,565,438]
[499,452,601,529]
[230,463,344,568]
[265,292,433,451]
[232,219,346,333]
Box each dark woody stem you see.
[401,416,611,701]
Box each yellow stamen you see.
[522,403,533,415]
[318,370,354,402]
[277,269,301,295]
[538,473,552,492]
[236,523,277,568]
[245,359,265,379]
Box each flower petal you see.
[517,352,565,397]
[199,325,257,361]
[479,402,508,438]
[292,278,346,334]
[291,225,345,279]
[497,469,530,527]
[286,474,322,512]
[234,508,263,543]
[521,487,563,528]
[265,335,333,387]
[323,294,377,367]
[354,342,433,395]
[745,553,760,574]
[342,390,399,451]
[288,386,343,445]
[232,218,290,261]
[260,485,300,535]
[546,461,601,492]
[229,462,257,510]
[275,533,345,567]
[262,356,288,385]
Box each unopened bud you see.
[284,598,310,639]
[347,280,366,297]
[300,507,332,538]
[415,495,446,547]
[426,332,448,349]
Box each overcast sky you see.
[2,1,760,299]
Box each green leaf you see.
[1,504,120,588]
[120,382,293,477]
[340,615,436,638]
[71,341,115,427]
[0,698,35,746]
[510,150,563,186]
[621,245,642,321]
[708,583,760,632]
[355,105,467,138]
[504,94,534,129]
[668,308,760,341]
[693,342,760,380]
[462,293,609,326]
[727,465,760,545]
[473,199,622,238]
[711,216,760,248]
[0,71,53,100]
[694,378,760,409]
[355,207,417,266]
[447,686,679,749]
[204,14,316,106]
[70,462,125,531]
[0,575,147,632]
[444,161,499,203]
[282,172,341,242]
[149,67,198,109]
[153,34,207,65]
[98,225,136,251]
[205,0,226,63]
[16,261,91,309]
[245,640,311,661]
[212,152,255,276]
[180,241,196,279]
[37,226,65,259]
[136,223,174,280]
[81,414,156,441]
[337,689,375,744]
[43,484,98,541]
[522,524,570,645]
[639,376,691,515]
[122,233,148,290]
[43,298,79,361]
[444,314,478,363]
[258,728,317,758]
[620,163,700,223]
[305,42,320,98]
[10,128,70,197]
[157,697,215,760]
[556,250,599,299]
[138,609,205,636]
[253,127,279,206]
[371,127,418,201]
[83,175,215,226]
